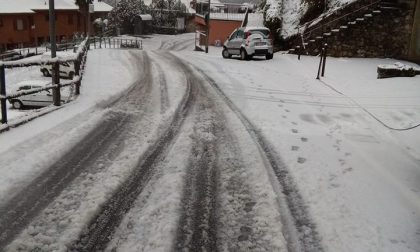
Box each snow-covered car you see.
[222,27,274,60]
[8,80,54,109]
[40,61,75,79]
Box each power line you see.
[318,79,420,131]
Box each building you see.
[193,0,263,47]
[0,0,112,52]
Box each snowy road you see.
[0,33,419,252]
[0,39,312,251]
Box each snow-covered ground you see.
[0,33,419,251]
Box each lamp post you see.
[205,0,210,53]
[49,0,61,106]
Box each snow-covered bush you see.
[108,0,149,33]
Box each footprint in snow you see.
[292,129,298,133]
[291,146,299,151]
[301,137,308,142]
[244,202,256,212]
[342,167,353,174]
[238,226,252,241]
[297,157,306,164]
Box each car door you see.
[230,28,245,55]
[31,88,53,107]
[225,30,238,54]
[18,85,36,106]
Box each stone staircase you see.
[289,0,405,57]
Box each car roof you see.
[242,26,270,32]
[16,80,51,87]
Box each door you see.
[29,90,53,106]
[226,29,245,55]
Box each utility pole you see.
[205,0,210,53]
[49,0,61,106]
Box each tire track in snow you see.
[0,52,153,250]
[191,65,324,252]
[152,55,170,114]
[174,81,219,252]
[69,52,195,251]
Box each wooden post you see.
[316,47,324,79]
[75,56,81,95]
[94,37,96,49]
[321,43,328,77]
[52,62,61,106]
[0,65,7,124]
[297,45,301,60]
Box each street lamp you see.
[48,0,61,106]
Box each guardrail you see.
[89,37,143,49]
[0,37,89,125]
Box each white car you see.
[40,61,75,79]
[40,53,76,79]
[8,80,55,109]
[223,26,274,60]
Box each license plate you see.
[255,42,266,46]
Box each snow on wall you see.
[264,0,359,38]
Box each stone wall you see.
[327,0,416,59]
[290,0,418,61]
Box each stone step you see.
[315,36,323,40]
[303,42,309,46]
[332,29,340,32]
[348,21,357,25]
[339,26,348,29]
[364,13,373,17]
[309,39,316,42]
[356,18,365,21]
[379,6,400,10]
[372,10,382,14]
[323,32,332,36]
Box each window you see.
[16,19,24,31]
[237,30,244,39]
[229,30,237,40]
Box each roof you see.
[92,0,113,12]
[138,14,153,21]
[0,0,112,14]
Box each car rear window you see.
[249,29,270,38]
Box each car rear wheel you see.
[42,69,50,77]
[266,53,273,60]
[222,48,231,59]
[240,49,249,61]
[12,100,23,109]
